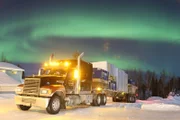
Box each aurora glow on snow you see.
[0,0,180,75]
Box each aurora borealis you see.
[0,0,180,75]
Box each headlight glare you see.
[41,89,48,94]
[40,88,51,96]
[15,87,23,94]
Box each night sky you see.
[0,0,180,75]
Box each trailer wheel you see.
[100,94,107,105]
[127,95,131,103]
[112,97,116,102]
[92,94,101,106]
[17,105,31,111]
[46,95,61,114]
[132,96,136,103]
[127,95,136,103]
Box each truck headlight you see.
[41,89,48,94]
[15,87,23,94]
[40,89,52,96]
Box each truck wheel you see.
[100,94,107,105]
[127,95,131,103]
[112,97,116,102]
[92,94,101,106]
[61,99,66,109]
[46,95,61,114]
[127,95,135,103]
[132,96,136,103]
[17,105,31,111]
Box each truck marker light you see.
[49,62,59,66]
[44,63,48,67]
[64,61,70,67]
[97,87,102,91]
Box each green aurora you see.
[0,0,180,75]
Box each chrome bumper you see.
[15,95,50,108]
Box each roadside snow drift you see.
[107,96,180,111]
[141,103,180,111]
[137,96,180,111]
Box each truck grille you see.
[23,78,41,96]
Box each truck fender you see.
[51,91,66,109]
[53,91,65,99]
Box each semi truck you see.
[15,53,107,114]
[14,53,137,114]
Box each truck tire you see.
[17,105,31,111]
[91,94,101,106]
[60,99,66,109]
[132,96,136,103]
[127,95,136,103]
[127,95,132,103]
[112,97,116,102]
[100,94,107,105]
[46,95,61,114]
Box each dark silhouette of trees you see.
[0,52,8,62]
[126,68,180,100]
[150,76,158,96]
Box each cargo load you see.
[92,61,137,103]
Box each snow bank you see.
[142,103,180,111]
[114,96,180,111]
[147,96,163,101]
[137,96,180,111]
[119,103,142,109]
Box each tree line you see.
[126,69,180,100]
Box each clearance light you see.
[64,61,70,67]
[49,62,59,66]
[44,63,48,67]
[74,69,79,79]
[97,87,102,91]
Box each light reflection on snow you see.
[1,94,180,120]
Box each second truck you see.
[14,53,137,114]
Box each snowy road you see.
[0,94,180,120]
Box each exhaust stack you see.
[75,52,84,94]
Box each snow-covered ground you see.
[0,94,180,120]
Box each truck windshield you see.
[41,69,67,77]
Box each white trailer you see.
[92,61,137,103]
